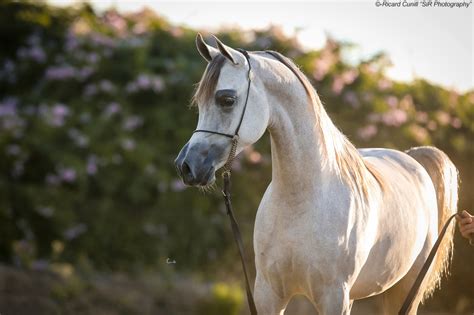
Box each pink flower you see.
[121,138,135,151]
[45,65,76,80]
[90,33,116,48]
[313,49,336,81]
[341,69,358,85]
[357,124,378,141]
[171,179,186,192]
[53,104,68,117]
[331,76,345,95]
[99,80,115,93]
[123,116,143,131]
[386,96,398,108]
[50,103,70,127]
[60,168,76,183]
[29,46,46,63]
[65,32,79,52]
[377,79,392,90]
[133,22,148,35]
[435,111,450,126]
[84,52,99,65]
[415,111,428,123]
[344,92,359,108]
[87,52,99,64]
[170,27,184,38]
[104,10,127,34]
[427,120,437,131]
[17,45,46,63]
[126,74,165,94]
[0,97,18,117]
[68,128,88,147]
[381,109,407,127]
[247,151,262,164]
[30,47,46,63]
[64,223,87,240]
[103,102,121,117]
[451,117,462,129]
[409,125,429,144]
[86,155,98,175]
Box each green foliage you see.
[50,272,87,301]
[0,2,473,311]
[197,282,243,315]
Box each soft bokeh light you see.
[48,0,473,92]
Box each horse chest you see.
[255,203,343,279]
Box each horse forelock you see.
[191,54,226,106]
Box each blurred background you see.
[0,1,472,314]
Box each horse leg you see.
[314,284,352,315]
[378,268,423,315]
[379,235,435,315]
[254,272,291,315]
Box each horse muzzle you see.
[174,142,220,186]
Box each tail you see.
[405,146,458,300]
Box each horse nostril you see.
[181,161,194,182]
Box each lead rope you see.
[220,51,258,315]
[222,170,258,315]
[398,213,462,314]
[221,137,258,315]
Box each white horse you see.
[175,34,458,315]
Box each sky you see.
[48,0,473,92]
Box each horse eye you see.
[215,90,237,108]
[220,96,236,107]
[216,95,236,107]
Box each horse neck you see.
[260,60,344,198]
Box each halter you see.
[192,48,252,175]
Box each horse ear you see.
[196,33,219,62]
[212,35,246,66]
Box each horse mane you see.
[266,51,384,201]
